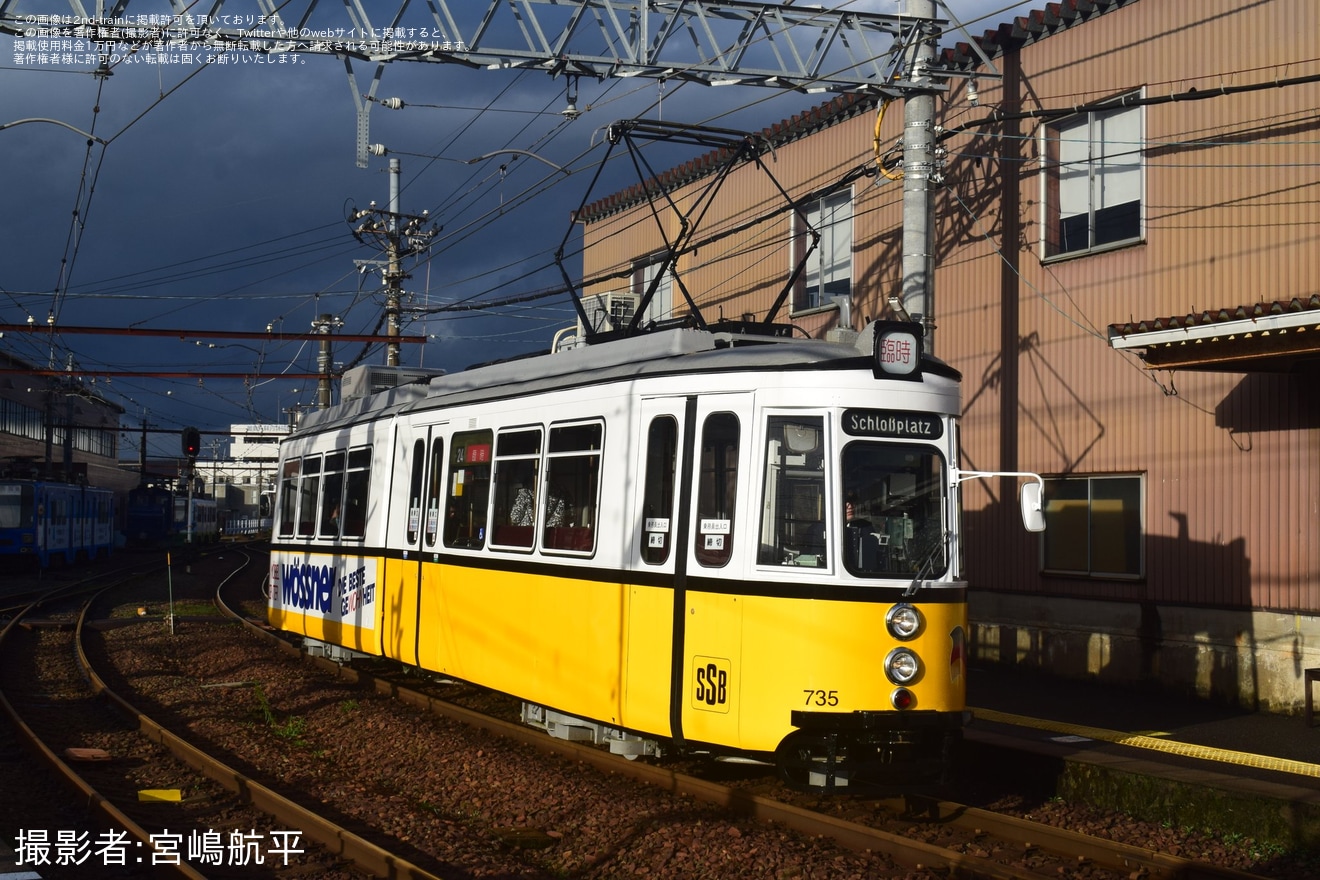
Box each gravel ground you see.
[88,611,1320,879]
[91,615,936,879]
[7,553,1316,879]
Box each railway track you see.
[0,546,1287,878]
[0,549,377,878]
[210,620,1269,880]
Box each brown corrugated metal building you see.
[0,349,129,493]
[577,0,1320,711]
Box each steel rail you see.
[0,581,209,879]
[71,548,447,880]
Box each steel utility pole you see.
[350,157,436,367]
[387,158,401,366]
[901,0,940,354]
[312,314,343,407]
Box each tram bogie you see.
[268,323,1042,790]
[521,704,663,759]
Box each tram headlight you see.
[885,603,922,641]
[884,647,920,685]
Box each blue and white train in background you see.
[0,478,115,567]
[125,480,220,548]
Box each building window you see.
[630,254,676,327]
[1044,97,1143,258]
[1042,474,1143,577]
[794,189,852,311]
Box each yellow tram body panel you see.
[272,554,630,726]
[622,583,678,737]
[416,562,629,725]
[271,550,968,755]
[683,589,968,753]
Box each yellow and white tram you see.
[268,322,1042,789]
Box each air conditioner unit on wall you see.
[578,291,639,338]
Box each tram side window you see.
[841,442,947,578]
[695,412,740,568]
[757,416,827,568]
[297,455,322,538]
[341,447,371,539]
[444,430,493,550]
[641,416,678,565]
[424,437,445,548]
[406,439,425,545]
[542,421,602,554]
[491,428,542,550]
[319,451,346,538]
[0,485,32,529]
[277,459,299,538]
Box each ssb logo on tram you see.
[692,655,731,713]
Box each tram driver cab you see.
[842,447,944,578]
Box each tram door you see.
[622,397,689,737]
[680,393,754,748]
[384,420,448,668]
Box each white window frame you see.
[794,188,852,312]
[1043,93,1144,259]
[632,253,674,325]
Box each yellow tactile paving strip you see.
[971,707,1320,778]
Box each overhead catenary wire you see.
[5,7,1319,426]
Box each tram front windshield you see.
[842,442,947,578]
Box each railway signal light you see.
[182,426,201,460]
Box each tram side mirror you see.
[1019,481,1045,532]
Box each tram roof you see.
[297,326,959,435]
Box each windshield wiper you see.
[904,531,949,598]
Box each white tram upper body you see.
[268,323,1039,789]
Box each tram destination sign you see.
[842,408,944,440]
[871,320,924,379]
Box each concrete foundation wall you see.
[970,593,1320,714]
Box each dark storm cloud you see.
[1,1,1030,452]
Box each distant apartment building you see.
[199,423,287,521]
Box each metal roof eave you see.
[1108,309,1320,349]
[1108,310,1320,372]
